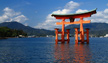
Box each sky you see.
[0,0,108,30]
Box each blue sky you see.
[0,0,108,30]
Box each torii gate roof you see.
[51,8,97,19]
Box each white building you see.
[104,34,108,37]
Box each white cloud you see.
[52,1,80,14]
[104,9,108,13]
[0,7,28,23]
[107,3,108,6]
[64,1,79,10]
[12,15,28,22]
[35,1,80,30]
[24,23,28,26]
[76,9,88,13]
[91,9,108,23]
[75,9,108,23]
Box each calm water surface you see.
[0,37,108,63]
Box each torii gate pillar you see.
[80,17,84,43]
[55,19,70,44]
[61,19,65,42]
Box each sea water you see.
[0,37,108,63]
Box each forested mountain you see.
[0,21,54,36]
[65,23,108,36]
[0,21,108,37]
[0,27,27,37]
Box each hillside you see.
[0,27,27,37]
[65,23,108,37]
[0,21,54,36]
[0,21,108,37]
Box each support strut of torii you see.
[52,8,97,44]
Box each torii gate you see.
[52,8,97,44]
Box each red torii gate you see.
[52,8,97,44]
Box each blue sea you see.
[0,37,108,63]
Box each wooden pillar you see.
[66,29,70,43]
[75,28,79,44]
[86,28,89,44]
[61,19,65,43]
[55,28,59,44]
[80,17,84,43]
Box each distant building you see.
[18,35,25,38]
[100,36,104,38]
[104,34,108,37]
[28,35,37,38]
[58,34,61,37]
[46,35,54,37]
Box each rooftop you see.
[51,8,97,19]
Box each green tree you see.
[0,27,27,37]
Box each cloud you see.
[64,1,80,10]
[75,9,108,23]
[35,1,80,30]
[104,9,108,13]
[76,9,88,13]
[91,9,108,23]
[0,7,28,23]
[52,1,79,14]
[12,15,28,22]
[24,23,28,26]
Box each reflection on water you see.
[54,44,92,63]
[73,44,92,63]
[1,38,108,63]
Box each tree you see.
[0,27,27,37]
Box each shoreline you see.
[0,37,7,39]
[0,37,17,39]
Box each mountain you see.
[0,21,108,37]
[0,21,54,36]
[65,23,108,37]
